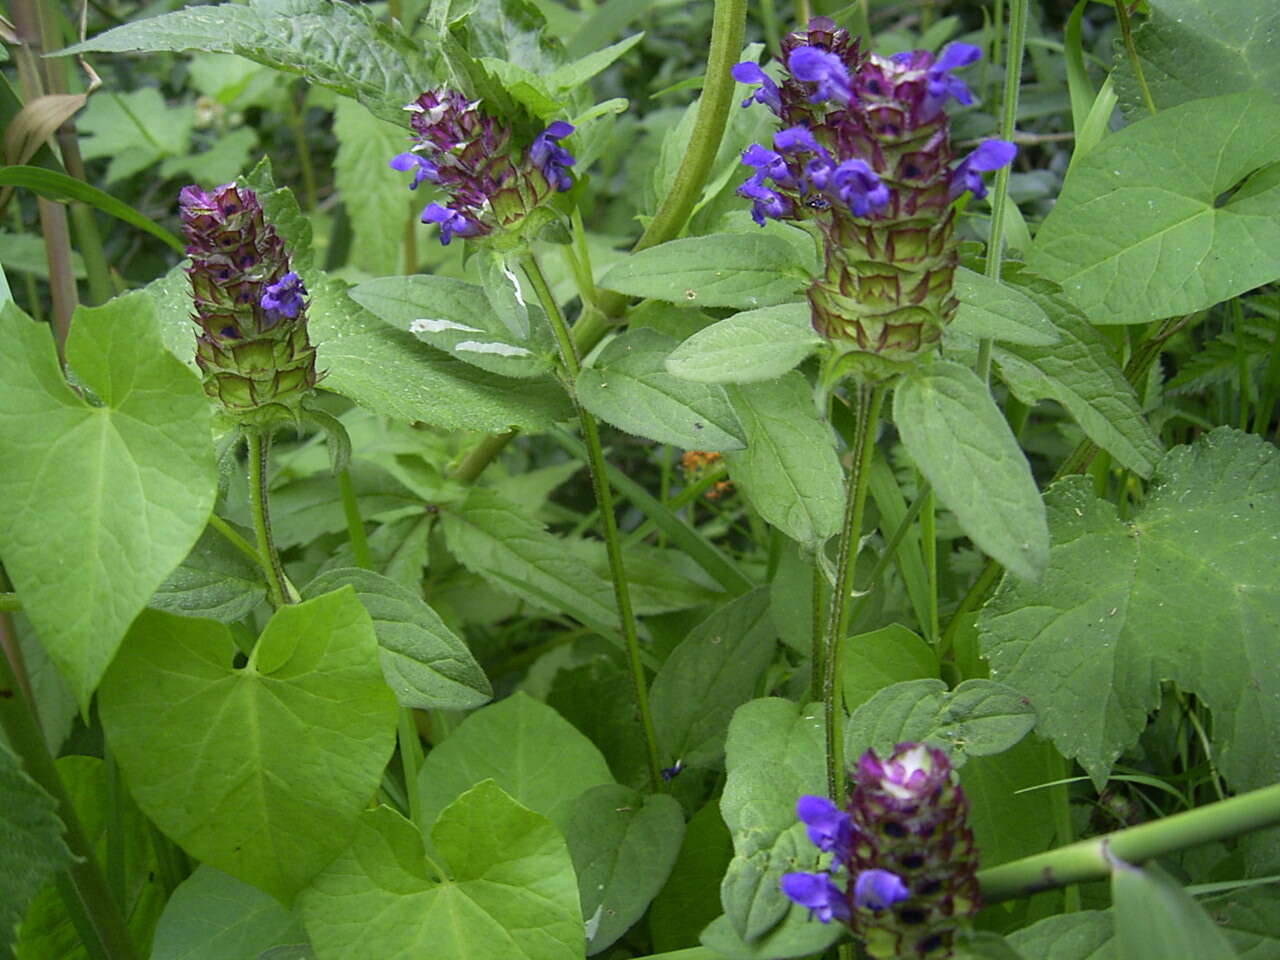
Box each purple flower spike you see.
[780,872,851,924]
[795,795,856,857]
[788,45,855,105]
[421,203,480,245]
[950,139,1017,199]
[831,159,890,216]
[853,869,911,911]
[733,62,783,114]
[389,151,439,190]
[260,271,306,321]
[530,121,576,192]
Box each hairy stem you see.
[246,430,290,608]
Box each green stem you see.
[978,781,1280,905]
[339,469,373,570]
[207,513,263,568]
[1114,0,1157,116]
[246,430,290,608]
[920,482,940,644]
[0,615,138,960]
[759,0,782,58]
[822,382,886,803]
[286,81,319,210]
[0,593,20,612]
[809,559,824,703]
[522,253,664,791]
[398,708,425,832]
[621,460,729,548]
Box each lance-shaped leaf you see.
[665,303,822,384]
[950,267,1058,346]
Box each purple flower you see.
[529,121,576,192]
[925,43,982,115]
[830,159,890,216]
[853,869,911,911]
[738,175,790,225]
[732,62,783,114]
[780,872,850,924]
[389,151,439,190]
[742,144,792,185]
[788,45,855,105]
[795,795,856,858]
[260,271,306,321]
[950,139,1017,199]
[421,203,481,245]
[773,125,827,158]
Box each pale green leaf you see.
[150,865,304,960]
[1113,862,1236,960]
[839,623,939,715]
[951,267,1058,346]
[333,99,411,274]
[77,88,193,183]
[664,303,821,384]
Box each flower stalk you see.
[246,429,290,608]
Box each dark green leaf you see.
[150,525,266,623]
[1112,861,1236,959]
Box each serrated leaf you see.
[598,234,807,309]
[300,785,582,960]
[149,525,266,623]
[665,303,821,384]
[546,33,643,92]
[979,428,1280,790]
[333,99,411,274]
[565,784,685,954]
[1029,92,1280,325]
[302,567,491,711]
[951,267,1058,346]
[99,592,399,903]
[578,328,746,451]
[77,88,193,183]
[724,373,844,547]
[0,297,216,707]
[844,678,1037,768]
[150,865,304,960]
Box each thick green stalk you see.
[246,430,290,608]
[822,383,886,803]
[978,781,1280,904]
[522,253,664,791]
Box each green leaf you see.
[309,274,572,431]
[839,623,939,715]
[598,234,807,309]
[77,89,192,183]
[569,540,723,615]
[1028,92,1280,325]
[150,865,304,960]
[1112,861,1236,960]
[332,99,412,274]
[650,799,735,954]
[0,741,72,958]
[724,373,844,547]
[1113,0,1280,116]
[99,591,399,903]
[699,910,841,959]
[950,267,1059,346]
[302,567,491,711]
[565,784,685,954]
[719,699,826,942]
[268,460,423,550]
[300,784,582,960]
[993,270,1162,478]
[58,0,434,123]
[844,679,1037,769]
[650,589,777,769]
[578,328,746,451]
[415,691,615,835]
[546,32,644,91]
[0,297,216,707]
[979,428,1280,790]
[894,361,1049,581]
[159,126,259,184]
[150,525,266,623]
[958,736,1063,869]
[1007,911,1114,959]
[664,303,822,384]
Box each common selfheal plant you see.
[732,18,1016,380]
[781,744,978,959]
[389,88,577,249]
[180,182,318,424]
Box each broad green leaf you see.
[150,865,304,960]
[664,303,822,384]
[76,89,192,183]
[719,699,825,942]
[349,274,555,379]
[951,267,1058,346]
[844,679,1037,768]
[1113,0,1280,117]
[158,126,258,184]
[954,932,1028,960]
[0,741,72,958]
[1112,862,1235,960]
[332,99,411,274]
[0,297,216,706]
[1028,92,1280,325]
[993,271,1162,478]
[577,328,746,451]
[979,428,1280,790]
[58,0,434,123]
[724,373,844,547]
[650,799,735,954]
[565,784,685,954]
[441,487,623,638]
[150,525,265,624]
[959,736,1062,869]
[0,232,87,279]
[477,250,532,340]
[894,361,1049,581]
[839,623,939,715]
[548,655,651,792]
[309,274,571,431]
[99,591,399,903]
[598,234,807,309]
[300,784,582,960]
[302,567,491,711]
[569,540,723,615]
[1007,911,1114,959]
[699,910,841,959]
[415,691,615,835]
[650,589,777,769]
